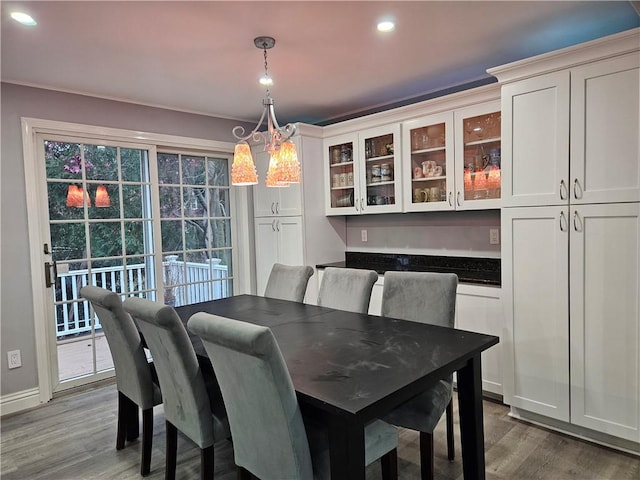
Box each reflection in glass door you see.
[44,137,156,388]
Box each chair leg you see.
[446,399,455,462]
[380,448,398,480]
[125,395,140,442]
[200,445,214,480]
[141,407,153,476]
[116,392,128,450]
[165,421,178,480]
[237,467,253,480]
[419,431,434,480]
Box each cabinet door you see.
[456,284,503,396]
[359,124,402,214]
[276,216,305,266]
[502,206,570,421]
[402,111,454,212]
[254,217,281,295]
[501,71,570,207]
[571,54,640,205]
[253,147,302,217]
[454,100,502,210]
[569,203,640,442]
[325,133,359,215]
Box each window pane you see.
[45,141,82,180]
[125,256,151,294]
[123,185,146,218]
[208,157,229,187]
[185,220,207,250]
[183,187,206,217]
[161,220,183,252]
[159,186,182,218]
[85,145,118,181]
[89,222,122,258]
[182,156,206,185]
[48,181,85,221]
[51,223,86,262]
[209,188,230,217]
[121,148,143,182]
[88,184,120,219]
[124,221,150,256]
[158,153,180,184]
[211,219,231,248]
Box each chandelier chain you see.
[263,45,270,96]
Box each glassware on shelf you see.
[474,166,488,199]
[464,168,473,191]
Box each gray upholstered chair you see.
[123,297,230,480]
[187,312,398,480]
[379,271,458,480]
[80,286,161,476]
[317,267,379,314]
[264,263,314,302]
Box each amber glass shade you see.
[95,185,111,207]
[231,143,258,185]
[266,141,300,187]
[66,185,91,207]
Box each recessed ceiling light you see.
[11,12,37,26]
[377,20,395,33]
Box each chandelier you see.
[231,36,300,187]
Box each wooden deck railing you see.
[55,260,230,339]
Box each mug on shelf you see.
[413,166,424,179]
[339,173,348,187]
[332,174,340,188]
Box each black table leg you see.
[456,354,486,480]
[329,415,365,480]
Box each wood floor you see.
[1,383,638,480]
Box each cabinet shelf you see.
[412,175,446,183]
[465,136,500,147]
[411,146,445,155]
[366,180,395,187]
[366,154,394,162]
[331,185,355,191]
[330,161,354,168]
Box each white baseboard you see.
[0,387,43,417]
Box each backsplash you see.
[345,210,501,258]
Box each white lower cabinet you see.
[456,284,503,397]
[254,216,304,296]
[502,203,640,443]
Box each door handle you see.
[573,178,581,200]
[44,260,58,288]
[271,202,276,214]
[560,180,567,200]
[559,210,567,232]
[448,192,453,207]
[456,191,461,207]
[275,202,280,214]
[573,210,582,232]
[275,219,280,232]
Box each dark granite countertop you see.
[317,251,501,286]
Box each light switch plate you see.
[489,228,500,245]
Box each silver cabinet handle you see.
[354,198,359,212]
[573,178,580,200]
[559,210,567,232]
[456,191,462,207]
[448,192,453,207]
[573,210,581,231]
[276,219,280,232]
[276,202,280,214]
[271,219,276,231]
[270,202,276,214]
[560,180,567,200]
[360,198,365,212]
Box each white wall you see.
[0,82,254,397]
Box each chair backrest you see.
[80,286,158,409]
[317,267,379,314]
[123,297,216,449]
[381,271,458,328]
[264,263,314,302]
[187,313,313,480]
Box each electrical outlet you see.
[361,229,368,242]
[8,350,21,369]
[489,228,500,245]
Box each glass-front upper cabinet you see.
[325,125,401,215]
[359,124,402,214]
[454,100,501,210]
[402,112,455,212]
[325,133,359,215]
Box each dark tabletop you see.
[176,295,499,417]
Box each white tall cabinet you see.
[252,125,346,302]
[493,29,640,446]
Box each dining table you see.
[175,294,499,480]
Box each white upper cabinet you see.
[253,138,303,217]
[501,71,570,207]
[324,125,401,215]
[501,52,639,208]
[570,53,640,205]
